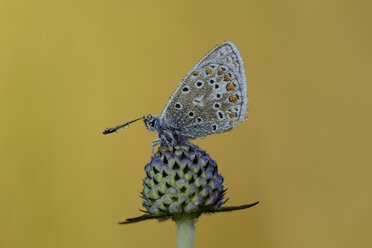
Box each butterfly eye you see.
[149,119,156,127]
[175,102,182,109]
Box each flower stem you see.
[176,218,195,248]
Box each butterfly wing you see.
[160,41,248,139]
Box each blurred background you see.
[1,0,371,247]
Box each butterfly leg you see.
[151,139,161,158]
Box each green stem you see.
[176,218,195,248]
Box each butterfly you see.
[103,41,248,152]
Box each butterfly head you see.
[144,115,160,132]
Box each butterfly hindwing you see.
[160,42,248,139]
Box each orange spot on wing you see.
[224,74,232,81]
[229,112,236,119]
[205,68,212,74]
[193,71,200,76]
[217,69,224,75]
[229,95,238,103]
[226,83,235,91]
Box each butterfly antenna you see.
[103,116,147,135]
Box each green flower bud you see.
[142,144,224,217]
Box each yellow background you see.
[1,0,371,247]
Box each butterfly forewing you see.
[160,42,248,139]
